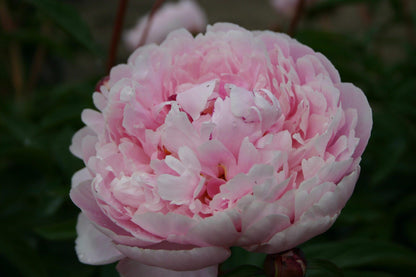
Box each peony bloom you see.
[70,23,372,276]
[124,0,207,50]
[270,0,318,17]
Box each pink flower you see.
[124,0,207,50]
[70,23,372,276]
[270,0,318,17]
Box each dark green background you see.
[1,0,415,276]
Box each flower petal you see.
[115,244,230,271]
[338,83,372,158]
[117,259,218,277]
[75,213,124,265]
[176,80,216,121]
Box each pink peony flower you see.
[270,0,318,17]
[70,23,372,276]
[124,0,207,50]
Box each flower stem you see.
[401,0,416,46]
[106,0,129,74]
[27,22,50,93]
[0,1,24,99]
[288,0,306,37]
[137,0,166,47]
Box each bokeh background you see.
[1,0,415,276]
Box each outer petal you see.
[69,126,95,159]
[249,168,359,253]
[237,196,291,246]
[75,213,124,265]
[70,173,124,232]
[71,173,162,247]
[185,210,240,246]
[247,212,337,254]
[115,244,230,271]
[337,83,372,158]
[117,259,218,277]
[132,212,194,242]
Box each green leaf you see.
[303,239,416,270]
[100,264,120,277]
[220,247,267,272]
[34,219,77,241]
[220,265,265,277]
[306,258,344,277]
[22,0,102,55]
[0,111,36,146]
[344,270,395,277]
[0,234,47,277]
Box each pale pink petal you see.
[71,168,93,189]
[124,0,207,49]
[197,140,237,178]
[115,244,230,271]
[211,97,262,157]
[157,172,199,203]
[75,213,124,265]
[176,80,216,120]
[249,169,360,253]
[316,52,341,83]
[81,109,104,134]
[132,212,194,241]
[237,196,291,245]
[237,137,260,174]
[185,211,240,246]
[205,22,247,34]
[247,213,337,253]
[161,103,201,153]
[69,127,95,159]
[337,83,373,158]
[117,259,218,277]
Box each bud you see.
[263,248,307,277]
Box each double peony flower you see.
[70,23,372,276]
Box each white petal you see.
[75,213,124,265]
[117,259,218,277]
[115,244,230,271]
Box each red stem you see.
[401,0,416,46]
[0,1,24,99]
[28,22,50,92]
[288,0,306,37]
[137,0,166,47]
[106,0,129,74]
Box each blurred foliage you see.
[0,0,415,276]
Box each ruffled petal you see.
[338,83,373,158]
[176,80,216,121]
[249,169,359,253]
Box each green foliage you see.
[220,247,267,274]
[22,0,103,55]
[303,239,416,275]
[220,265,265,277]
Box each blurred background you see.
[0,0,415,276]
